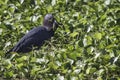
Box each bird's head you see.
[43,14,59,31]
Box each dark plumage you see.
[6,14,59,54]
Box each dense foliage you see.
[0,0,120,79]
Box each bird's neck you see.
[44,26,53,31]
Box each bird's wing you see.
[7,27,45,53]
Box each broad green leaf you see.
[83,35,92,46]
[70,32,79,37]
[48,62,58,70]
[17,63,24,69]
[31,67,41,75]
[94,32,102,40]
[16,56,27,62]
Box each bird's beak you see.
[53,19,58,30]
[53,19,65,30]
[54,20,59,27]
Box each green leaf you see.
[17,63,24,69]
[94,32,102,40]
[70,32,79,37]
[4,71,14,77]
[31,67,41,75]
[83,35,92,46]
[48,62,58,70]
[16,56,27,62]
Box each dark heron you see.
[6,14,60,54]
